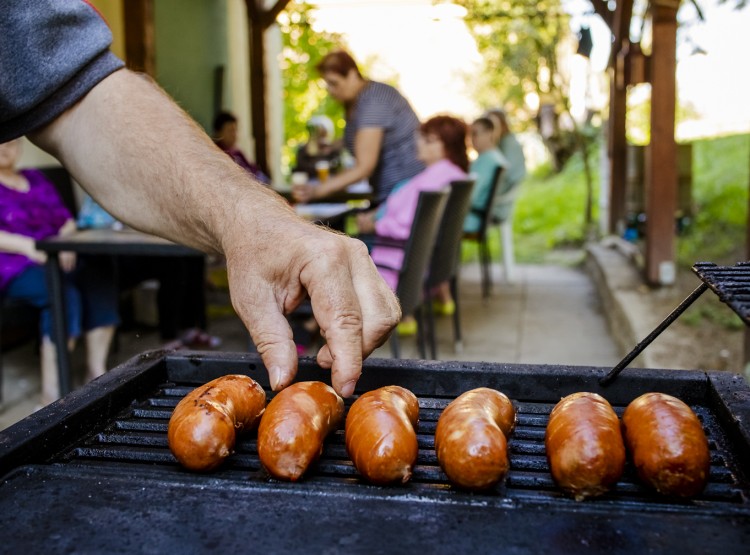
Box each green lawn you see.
[466,133,750,267]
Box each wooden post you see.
[247,9,269,176]
[607,0,633,235]
[123,0,155,77]
[744,138,750,369]
[644,0,679,285]
[609,61,628,234]
[245,0,290,176]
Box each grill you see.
[693,262,750,325]
[1,351,749,553]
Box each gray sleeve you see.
[0,0,125,142]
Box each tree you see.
[277,1,346,173]
[453,1,569,125]
[456,0,598,236]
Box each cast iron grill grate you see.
[693,262,750,326]
[61,381,748,511]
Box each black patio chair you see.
[374,188,450,359]
[422,179,475,359]
[463,165,505,299]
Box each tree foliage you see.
[453,0,570,126]
[277,1,346,172]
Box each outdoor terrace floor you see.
[0,260,621,431]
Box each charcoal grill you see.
[0,351,749,554]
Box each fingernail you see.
[269,366,282,391]
[340,380,356,398]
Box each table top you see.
[294,203,355,222]
[273,181,373,204]
[36,228,202,257]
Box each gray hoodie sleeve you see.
[0,0,125,142]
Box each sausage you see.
[545,392,625,501]
[345,385,419,485]
[622,392,710,497]
[435,388,516,490]
[168,375,266,471]
[257,381,344,481]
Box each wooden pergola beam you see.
[245,0,291,175]
[607,0,633,235]
[644,0,680,285]
[123,0,155,77]
[590,0,615,31]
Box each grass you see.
[676,134,750,267]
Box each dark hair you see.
[316,50,362,78]
[421,115,469,172]
[472,117,495,133]
[213,111,237,133]
[485,108,510,138]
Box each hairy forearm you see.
[29,69,295,255]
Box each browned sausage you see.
[435,388,516,490]
[622,392,710,497]
[168,375,266,471]
[345,386,419,485]
[257,381,344,481]
[545,392,625,501]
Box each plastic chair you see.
[463,166,504,298]
[493,177,524,284]
[423,179,475,359]
[374,189,450,359]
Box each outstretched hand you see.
[225,217,400,397]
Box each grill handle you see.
[600,282,708,386]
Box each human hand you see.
[356,211,376,234]
[60,251,77,272]
[224,215,401,398]
[26,246,47,265]
[292,183,315,203]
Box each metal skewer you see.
[599,282,709,386]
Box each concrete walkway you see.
[373,262,621,366]
[0,260,621,431]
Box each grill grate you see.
[62,381,748,511]
[693,262,750,326]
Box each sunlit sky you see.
[307,0,750,138]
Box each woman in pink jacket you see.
[356,115,468,333]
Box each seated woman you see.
[485,108,527,222]
[463,116,509,234]
[292,115,343,181]
[213,111,271,185]
[0,139,119,406]
[356,115,468,333]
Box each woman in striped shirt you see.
[293,50,424,206]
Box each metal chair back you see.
[395,188,450,317]
[426,179,476,288]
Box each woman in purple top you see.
[356,116,468,332]
[213,112,271,185]
[0,139,118,406]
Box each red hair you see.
[421,115,469,172]
[316,50,362,78]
